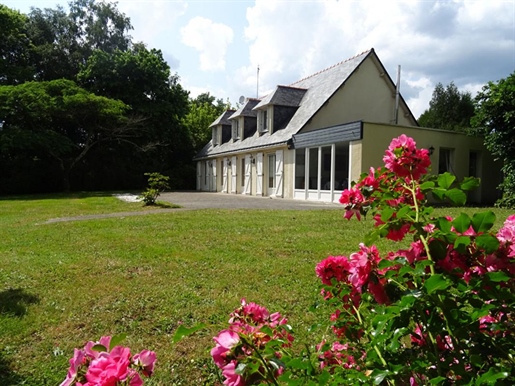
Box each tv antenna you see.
[256,64,260,98]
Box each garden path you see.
[43,192,341,224]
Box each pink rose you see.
[60,348,85,386]
[133,349,156,377]
[85,346,131,385]
[211,330,240,368]
[221,361,245,386]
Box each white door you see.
[267,153,276,196]
[230,156,237,193]
[222,158,228,193]
[211,160,217,192]
[275,150,284,197]
[240,157,245,192]
[256,153,263,196]
[243,154,251,194]
[204,161,211,191]
[196,162,202,191]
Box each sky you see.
[3,0,515,118]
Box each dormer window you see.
[232,119,240,140]
[212,127,219,146]
[258,109,269,134]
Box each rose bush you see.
[60,335,156,386]
[212,134,515,385]
[63,135,515,385]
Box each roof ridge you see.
[289,48,372,86]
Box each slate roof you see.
[253,85,307,109]
[229,98,260,119]
[209,109,236,128]
[195,49,373,159]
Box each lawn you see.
[0,193,512,385]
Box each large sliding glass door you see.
[294,142,349,202]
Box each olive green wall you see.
[360,123,501,204]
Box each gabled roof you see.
[209,109,236,128]
[253,85,307,109]
[229,99,259,119]
[196,49,379,159]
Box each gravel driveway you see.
[43,191,342,224]
[158,191,342,210]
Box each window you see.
[232,120,240,140]
[295,150,306,189]
[258,110,268,134]
[308,148,319,189]
[321,146,332,190]
[334,143,348,190]
[212,127,218,146]
[268,154,276,188]
[439,148,454,174]
[469,151,478,177]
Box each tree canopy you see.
[0,0,217,193]
[418,82,475,132]
[0,5,33,84]
[471,72,515,208]
[0,79,132,191]
[183,92,227,152]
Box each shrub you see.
[139,172,170,206]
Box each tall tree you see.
[0,79,135,191]
[184,92,227,151]
[471,72,515,208]
[26,0,132,81]
[77,43,193,185]
[0,5,34,84]
[418,82,475,132]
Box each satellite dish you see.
[238,95,245,104]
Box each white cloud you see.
[181,16,234,71]
[235,0,514,119]
[106,0,188,46]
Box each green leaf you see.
[285,358,310,370]
[428,239,448,261]
[370,369,390,385]
[91,344,107,352]
[432,188,446,201]
[476,234,500,254]
[446,188,467,206]
[486,271,510,282]
[396,205,413,220]
[364,229,381,246]
[109,334,126,350]
[172,323,207,344]
[475,367,508,385]
[377,259,400,270]
[460,176,480,191]
[429,376,446,385]
[471,211,496,233]
[380,206,395,223]
[471,304,495,320]
[454,235,471,253]
[452,213,471,233]
[424,274,451,294]
[435,217,452,233]
[437,172,456,189]
[420,181,435,190]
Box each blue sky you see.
[3,0,515,118]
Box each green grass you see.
[0,193,513,385]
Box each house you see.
[194,48,501,205]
